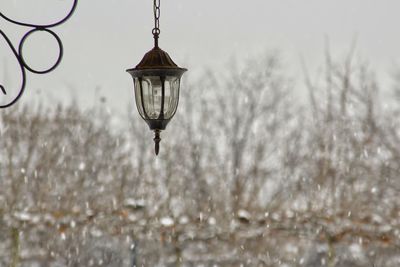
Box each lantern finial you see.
[154,130,161,155]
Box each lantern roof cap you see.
[127,46,187,77]
[133,46,186,70]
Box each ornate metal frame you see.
[0,0,78,108]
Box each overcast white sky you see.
[1,0,399,111]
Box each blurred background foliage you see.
[1,50,400,266]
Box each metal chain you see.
[154,0,160,32]
[152,0,161,46]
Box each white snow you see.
[160,217,174,227]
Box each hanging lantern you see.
[127,0,187,155]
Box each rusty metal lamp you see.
[127,0,187,155]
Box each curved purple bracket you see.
[0,0,78,108]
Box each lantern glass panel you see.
[134,76,180,120]
[164,76,180,119]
